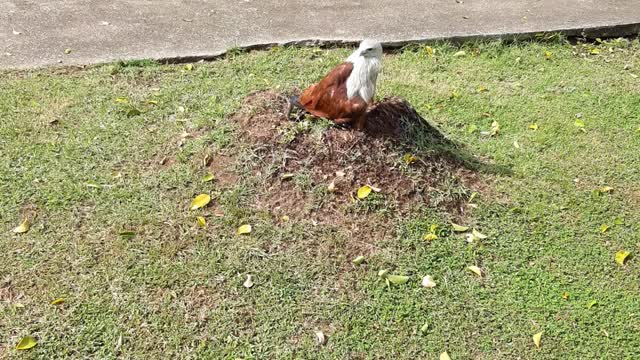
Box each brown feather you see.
[299,62,368,128]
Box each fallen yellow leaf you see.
[528,123,538,130]
[451,223,469,232]
[467,265,482,277]
[16,336,37,350]
[196,216,207,228]
[453,50,466,57]
[533,331,543,348]
[599,224,609,233]
[424,46,435,56]
[599,186,614,193]
[491,121,500,136]
[237,224,252,235]
[472,229,488,239]
[402,153,417,165]
[387,275,410,285]
[357,185,372,199]
[189,194,211,210]
[615,250,630,265]
[562,291,570,300]
[12,219,30,234]
[50,298,65,305]
[422,233,438,241]
[202,173,215,182]
[352,256,365,265]
[440,352,451,360]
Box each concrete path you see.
[1,0,639,69]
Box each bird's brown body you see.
[297,62,369,130]
[290,40,382,130]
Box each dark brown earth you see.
[228,91,491,228]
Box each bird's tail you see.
[287,95,307,121]
[289,95,304,110]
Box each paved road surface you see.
[1,0,639,69]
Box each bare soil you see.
[228,91,489,227]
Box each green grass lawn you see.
[1,38,640,359]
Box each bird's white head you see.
[349,39,383,61]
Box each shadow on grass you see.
[364,97,512,176]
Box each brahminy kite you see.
[289,40,383,130]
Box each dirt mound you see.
[230,91,489,224]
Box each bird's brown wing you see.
[299,62,365,120]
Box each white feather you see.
[346,40,382,103]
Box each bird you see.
[289,40,383,130]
